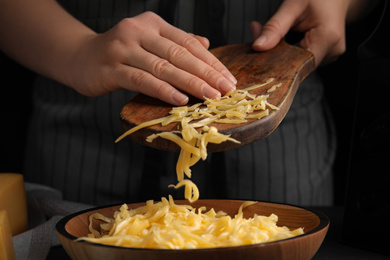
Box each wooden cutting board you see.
[119,40,315,152]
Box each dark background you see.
[0,52,34,173]
[0,4,384,206]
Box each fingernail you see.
[254,35,267,46]
[218,78,236,94]
[172,91,189,105]
[222,70,237,84]
[202,85,221,99]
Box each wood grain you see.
[119,41,314,152]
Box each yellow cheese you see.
[0,210,15,260]
[0,173,28,236]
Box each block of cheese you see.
[0,210,15,260]
[0,173,28,236]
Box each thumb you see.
[253,0,307,51]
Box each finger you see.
[141,35,236,95]
[125,45,222,101]
[299,25,346,67]
[249,21,262,40]
[189,33,210,49]
[159,22,237,85]
[253,0,307,51]
[117,64,190,106]
[299,34,344,67]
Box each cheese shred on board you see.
[115,78,280,202]
[78,196,304,249]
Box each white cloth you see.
[13,183,91,260]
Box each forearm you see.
[0,0,96,86]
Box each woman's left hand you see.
[250,0,370,67]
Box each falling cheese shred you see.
[115,78,280,202]
[78,195,304,249]
[78,79,305,249]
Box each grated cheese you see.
[115,78,281,202]
[78,196,304,249]
[77,79,305,249]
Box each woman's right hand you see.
[67,12,237,105]
[0,0,236,106]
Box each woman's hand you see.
[0,0,236,106]
[249,0,375,68]
[71,12,237,105]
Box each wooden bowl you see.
[56,200,329,260]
